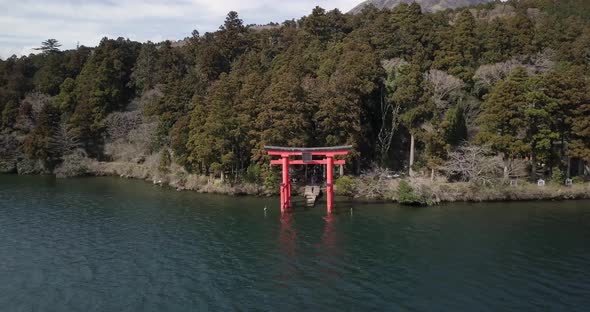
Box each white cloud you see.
[0,0,360,59]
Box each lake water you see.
[1,176,589,311]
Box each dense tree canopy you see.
[1,0,589,180]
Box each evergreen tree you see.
[0,1,589,179]
[33,52,66,95]
[477,68,531,175]
[55,78,76,113]
[508,13,536,56]
[480,18,511,63]
[130,41,158,91]
[34,39,61,54]
[393,61,431,175]
[444,106,468,147]
[69,37,140,156]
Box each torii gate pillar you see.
[326,155,334,214]
[265,146,352,215]
[280,155,291,213]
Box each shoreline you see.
[2,159,589,205]
[88,161,590,205]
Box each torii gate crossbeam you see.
[264,146,352,214]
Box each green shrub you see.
[243,164,263,184]
[551,167,565,185]
[572,176,585,184]
[262,166,279,191]
[335,176,356,196]
[398,180,422,206]
[158,150,171,173]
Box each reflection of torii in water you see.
[264,146,351,214]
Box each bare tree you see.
[377,85,402,163]
[54,148,91,178]
[104,110,142,142]
[356,166,397,199]
[424,69,464,110]
[126,87,163,112]
[20,92,53,121]
[440,145,505,185]
[377,58,408,162]
[381,58,408,73]
[104,120,157,161]
[473,59,521,88]
[474,50,556,89]
[526,49,556,74]
[50,122,80,157]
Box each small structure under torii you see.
[264,145,352,214]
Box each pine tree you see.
[33,52,66,95]
[69,37,140,156]
[477,68,531,176]
[509,13,536,56]
[444,106,468,147]
[130,41,158,91]
[480,18,511,63]
[34,39,62,54]
[55,78,76,113]
[393,61,431,175]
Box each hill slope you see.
[349,0,494,13]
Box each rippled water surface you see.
[1,176,589,311]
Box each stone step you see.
[303,185,321,207]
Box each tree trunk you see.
[409,134,415,177]
[220,171,225,183]
[431,168,435,182]
[579,158,585,176]
[567,157,571,178]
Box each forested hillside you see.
[349,0,493,14]
[1,0,589,185]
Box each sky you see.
[0,0,361,59]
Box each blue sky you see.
[0,0,360,58]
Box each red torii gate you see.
[264,145,352,214]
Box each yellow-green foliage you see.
[335,176,356,196]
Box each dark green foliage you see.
[159,149,171,173]
[302,7,349,42]
[1,3,589,180]
[34,39,61,54]
[477,68,531,157]
[170,115,191,167]
[68,37,140,156]
[262,166,279,191]
[444,106,468,147]
[1,100,18,128]
[397,180,429,206]
[243,164,263,184]
[130,41,158,91]
[33,52,66,95]
[55,78,76,113]
[551,167,565,185]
